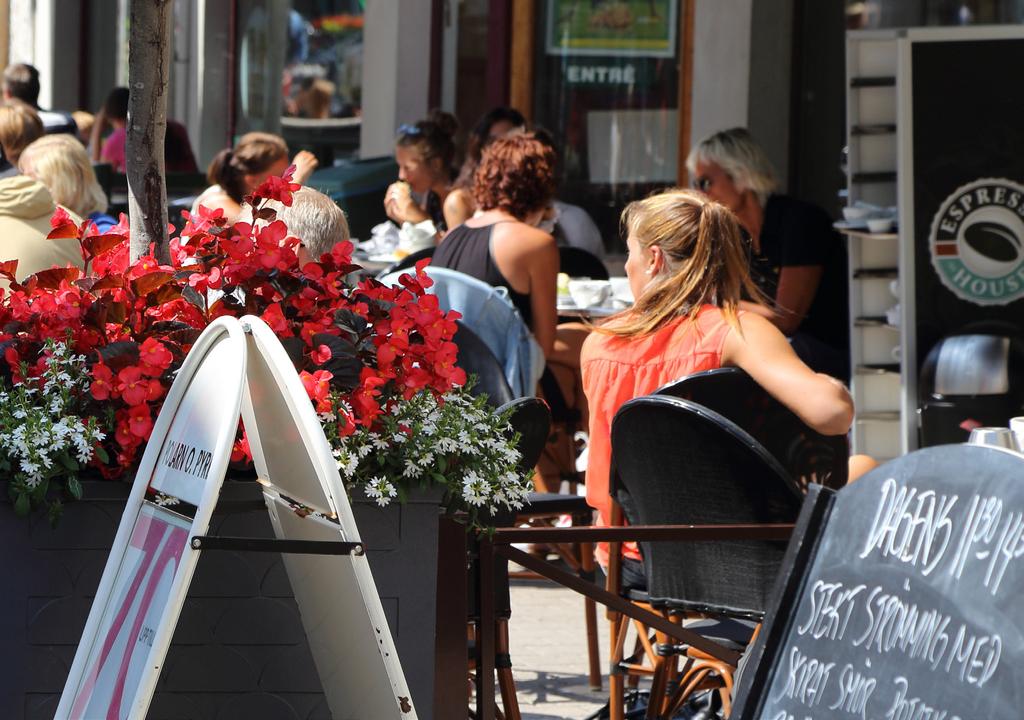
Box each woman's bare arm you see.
[722,312,853,435]
[442,188,474,231]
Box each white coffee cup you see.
[1010,417,1024,451]
[568,279,611,308]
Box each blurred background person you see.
[688,127,849,381]
[0,172,83,284]
[533,127,605,259]
[1,63,76,135]
[445,106,527,228]
[0,102,44,178]
[193,131,318,223]
[291,77,336,119]
[20,134,117,234]
[90,86,199,174]
[71,110,94,146]
[384,110,458,234]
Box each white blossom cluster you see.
[325,388,531,524]
[0,340,105,491]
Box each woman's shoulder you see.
[191,185,239,217]
[492,220,554,248]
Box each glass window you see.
[282,2,364,120]
[846,0,1024,28]
[235,0,364,164]
[532,0,682,253]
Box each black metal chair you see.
[376,246,435,278]
[606,395,803,718]
[655,367,849,490]
[559,245,609,280]
[452,321,515,407]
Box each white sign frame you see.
[239,314,416,719]
[56,317,247,720]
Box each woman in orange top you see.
[581,189,855,576]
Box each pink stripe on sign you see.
[70,512,187,719]
[106,525,187,719]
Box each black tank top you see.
[431,222,533,327]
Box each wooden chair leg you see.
[496,619,521,720]
[581,541,602,690]
[609,611,627,720]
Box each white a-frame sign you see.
[56,316,415,719]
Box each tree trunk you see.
[127,0,172,264]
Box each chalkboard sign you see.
[733,444,1024,719]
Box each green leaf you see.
[67,475,82,500]
[437,455,447,473]
[59,454,80,472]
[430,472,447,486]
[31,478,49,503]
[48,498,63,527]
[95,446,110,464]
[13,491,29,516]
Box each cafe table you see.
[557,300,626,320]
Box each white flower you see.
[364,476,397,507]
[416,452,434,468]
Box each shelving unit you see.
[845,31,904,462]
[845,27,1024,460]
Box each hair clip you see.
[396,123,422,138]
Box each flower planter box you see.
[0,480,448,720]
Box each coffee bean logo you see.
[930,178,1024,306]
[963,221,1022,263]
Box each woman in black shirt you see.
[687,127,849,381]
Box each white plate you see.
[833,219,869,231]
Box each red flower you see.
[261,303,290,335]
[117,366,162,406]
[139,337,173,373]
[231,433,252,463]
[310,344,332,364]
[251,166,301,205]
[127,404,153,438]
[300,369,334,413]
[90,363,115,400]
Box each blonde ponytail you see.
[598,189,768,338]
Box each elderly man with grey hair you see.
[267,186,350,264]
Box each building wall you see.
[690,0,753,151]
[748,0,795,191]
[360,0,433,159]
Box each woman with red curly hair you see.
[433,132,588,491]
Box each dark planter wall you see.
[0,481,445,720]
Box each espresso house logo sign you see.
[930,178,1024,305]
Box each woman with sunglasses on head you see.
[384,110,458,234]
[688,128,849,381]
[581,189,859,576]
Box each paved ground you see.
[504,578,619,720]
